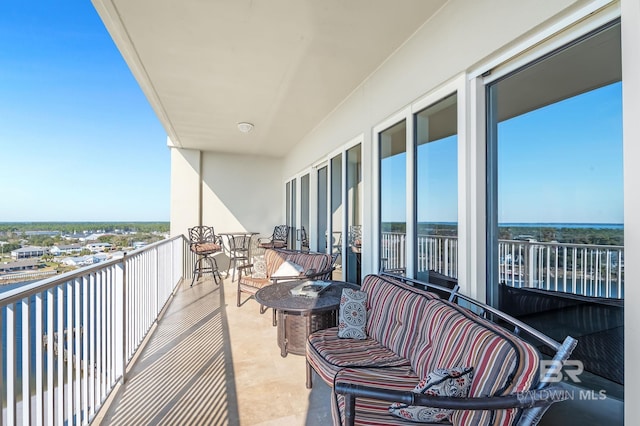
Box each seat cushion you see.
[192,243,221,254]
[332,366,420,426]
[237,276,270,294]
[306,327,410,387]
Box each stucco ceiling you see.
[93,0,447,157]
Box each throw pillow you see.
[252,255,267,279]
[271,260,304,278]
[388,367,474,423]
[337,288,368,339]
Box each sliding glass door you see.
[415,94,458,282]
[486,21,623,394]
[379,120,407,275]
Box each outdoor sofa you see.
[236,248,335,313]
[306,273,577,426]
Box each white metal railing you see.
[381,232,624,299]
[380,232,406,273]
[417,234,458,278]
[1,235,189,425]
[499,239,624,299]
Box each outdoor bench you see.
[306,273,577,426]
[237,248,335,320]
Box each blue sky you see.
[0,2,169,222]
[381,82,623,225]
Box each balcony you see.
[2,232,626,424]
[0,237,331,425]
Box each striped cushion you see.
[237,276,271,294]
[306,327,410,387]
[362,275,439,361]
[412,299,541,425]
[332,367,420,426]
[264,249,332,279]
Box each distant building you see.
[0,258,45,273]
[61,253,110,267]
[132,242,147,249]
[24,231,60,237]
[86,242,113,252]
[83,233,109,241]
[11,246,47,260]
[50,244,84,256]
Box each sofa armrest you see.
[237,263,254,280]
[335,382,570,426]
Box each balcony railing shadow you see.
[99,275,333,425]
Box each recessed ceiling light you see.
[237,122,254,133]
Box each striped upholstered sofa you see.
[236,248,335,308]
[306,273,577,426]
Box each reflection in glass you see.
[317,166,328,252]
[487,22,623,395]
[415,94,458,282]
[380,120,406,275]
[300,174,310,251]
[346,144,362,283]
[331,155,343,278]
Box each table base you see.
[277,309,336,357]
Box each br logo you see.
[540,360,584,383]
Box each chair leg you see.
[231,257,237,282]
[191,257,202,287]
[272,308,277,327]
[209,256,221,285]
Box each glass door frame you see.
[285,167,313,251]
[373,77,467,283]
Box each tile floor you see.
[99,275,333,425]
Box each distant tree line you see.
[382,222,623,246]
[0,222,169,235]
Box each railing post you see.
[117,254,127,384]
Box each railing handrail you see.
[0,234,186,305]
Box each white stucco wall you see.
[170,147,201,238]
[201,151,283,237]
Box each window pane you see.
[300,174,310,251]
[346,144,362,284]
[317,166,328,252]
[415,94,458,282]
[487,22,623,395]
[331,154,343,278]
[380,120,406,274]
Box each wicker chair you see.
[188,225,223,286]
[257,225,289,249]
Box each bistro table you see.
[219,231,259,281]
[255,280,359,387]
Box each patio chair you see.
[348,225,362,254]
[188,225,223,286]
[297,226,309,252]
[225,233,254,282]
[257,225,289,249]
